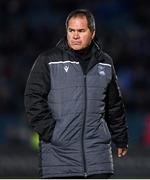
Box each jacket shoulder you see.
[38,47,62,64]
[100,51,114,66]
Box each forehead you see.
[68,16,88,29]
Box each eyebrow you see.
[68,28,86,31]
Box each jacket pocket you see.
[98,118,111,143]
[51,132,79,147]
[50,122,80,147]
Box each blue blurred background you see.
[0,0,150,178]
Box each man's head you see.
[66,9,96,50]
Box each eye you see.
[79,29,85,32]
[68,29,73,32]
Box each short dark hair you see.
[65,9,96,32]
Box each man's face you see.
[67,16,95,50]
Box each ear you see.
[92,30,96,39]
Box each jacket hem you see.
[42,172,83,178]
[87,169,114,176]
[41,170,114,178]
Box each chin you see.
[72,46,83,50]
[73,48,82,50]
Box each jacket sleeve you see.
[24,54,55,142]
[105,60,128,148]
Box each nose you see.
[73,31,79,39]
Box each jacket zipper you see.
[81,75,87,177]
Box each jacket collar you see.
[56,36,102,57]
[56,36,105,73]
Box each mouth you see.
[71,41,81,45]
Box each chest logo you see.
[98,64,106,76]
[64,65,69,72]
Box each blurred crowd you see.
[0,0,150,146]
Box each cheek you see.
[67,35,72,44]
[67,34,70,41]
[82,35,91,46]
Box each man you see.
[24,9,128,179]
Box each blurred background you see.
[0,0,150,178]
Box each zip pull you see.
[84,172,87,178]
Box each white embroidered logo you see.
[64,65,69,72]
[99,70,105,76]
[98,64,106,76]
